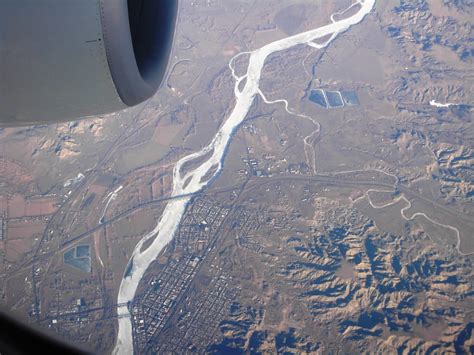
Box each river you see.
[113,1,376,353]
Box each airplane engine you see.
[0,0,178,126]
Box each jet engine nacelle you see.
[0,0,178,126]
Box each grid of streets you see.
[130,198,229,352]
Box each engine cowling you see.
[0,0,178,126]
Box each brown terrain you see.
[0,0,472,353]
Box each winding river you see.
[114,1,376,353]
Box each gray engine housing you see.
[0,0,178,126]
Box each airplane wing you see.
[0,0,178,126]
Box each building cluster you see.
[153,265,236,353]
[231,206,264,253]
[132,257,199,352]
[39,272,104,340]
[131,198,230,353]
